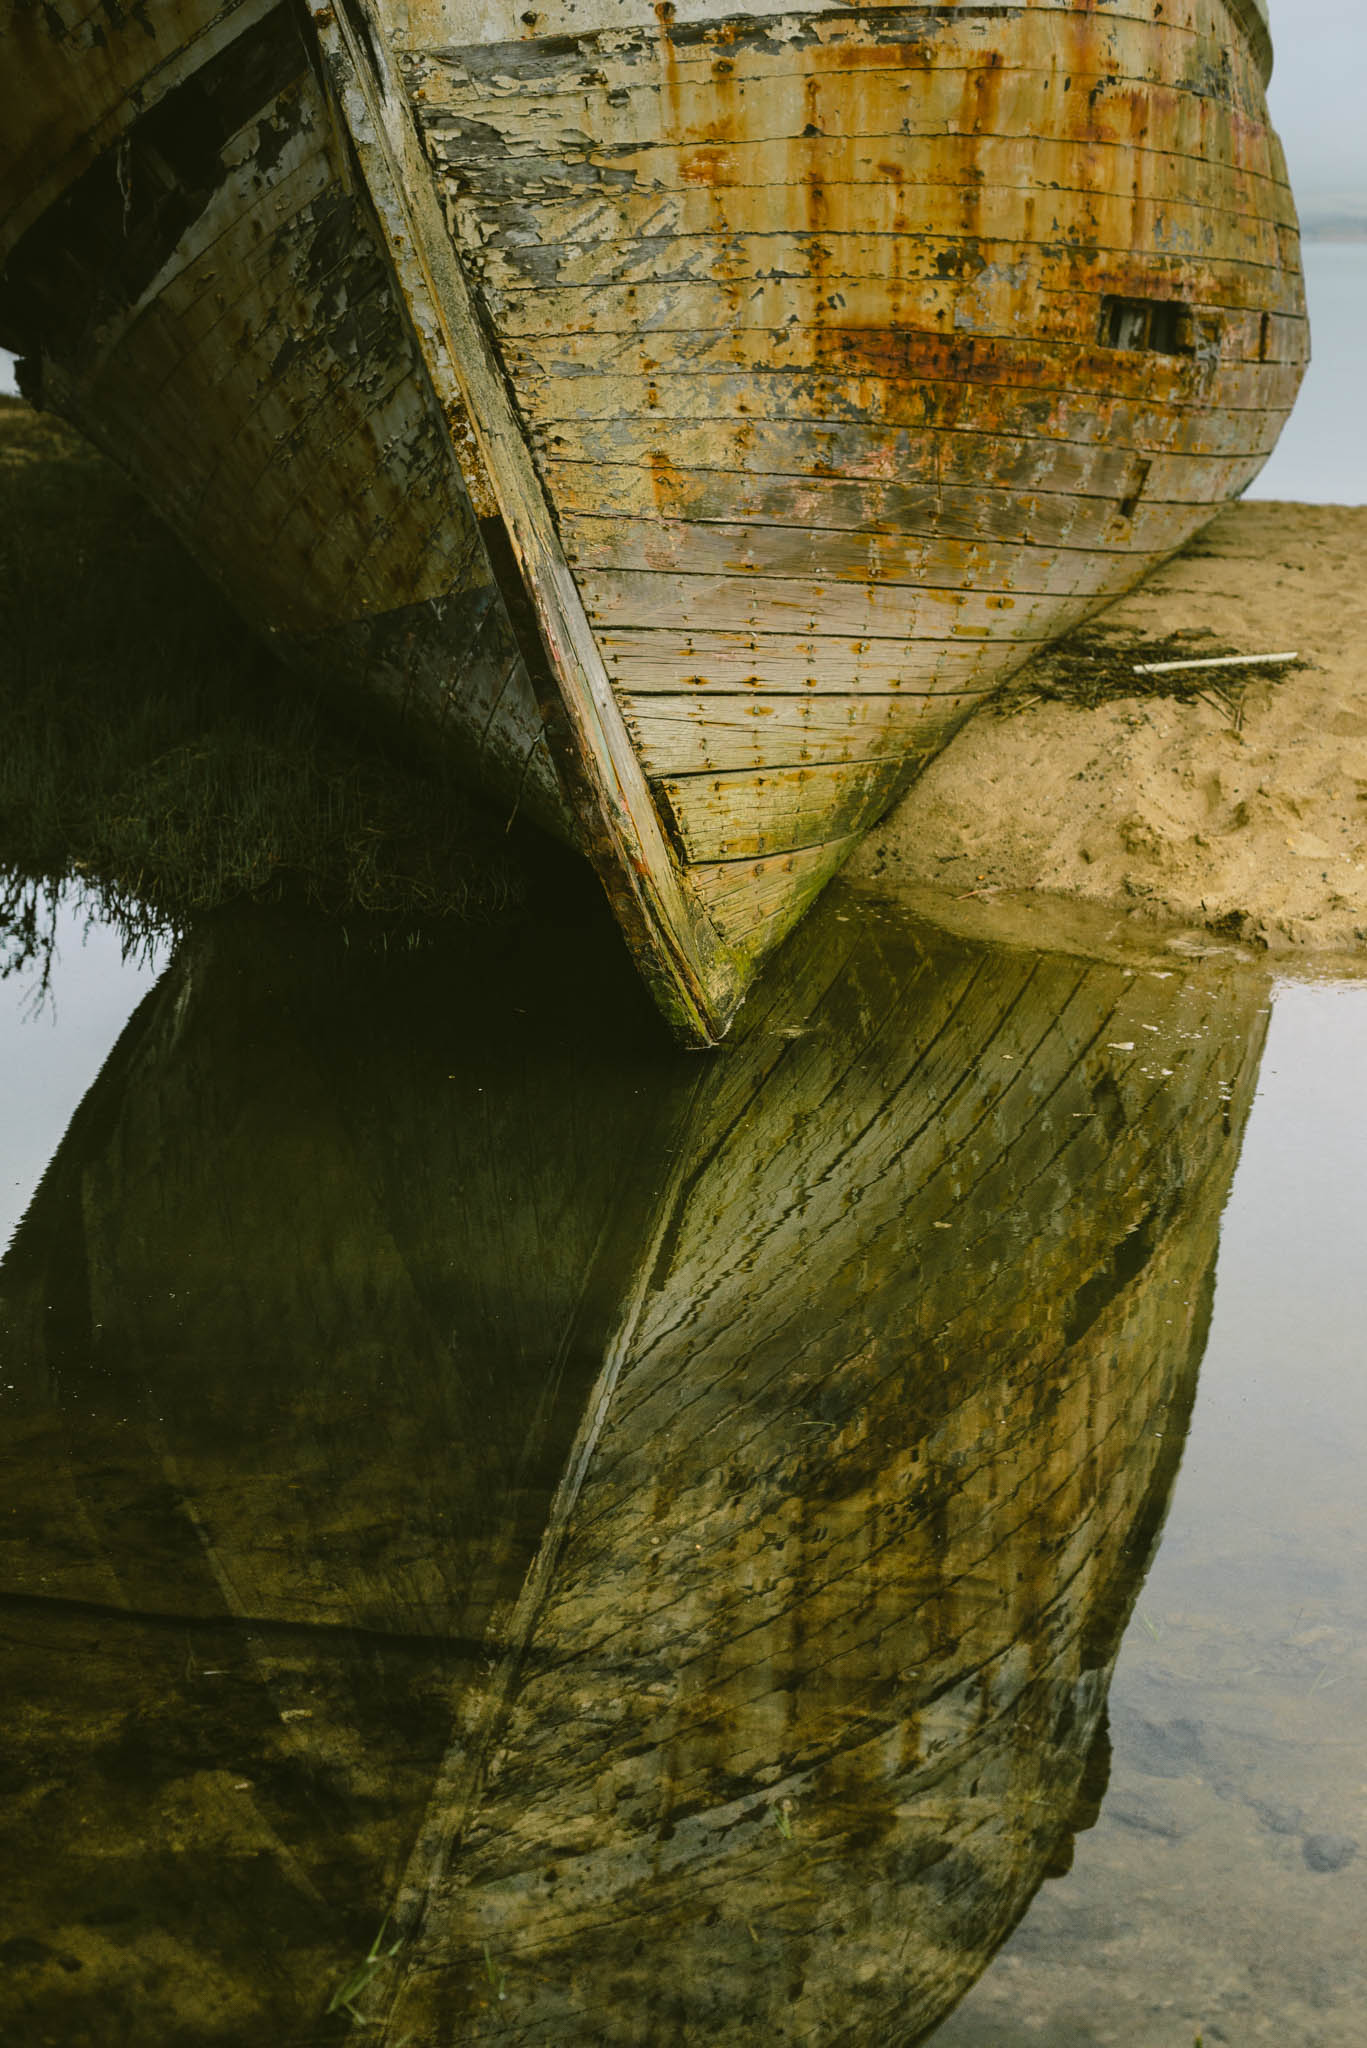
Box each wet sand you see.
[851,504,1367,962]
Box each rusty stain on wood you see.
[0,0,1306,1040]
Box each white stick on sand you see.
[1131,652,1299,676]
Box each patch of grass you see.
[0,399,524,940]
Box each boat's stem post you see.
[304,0,742,1045]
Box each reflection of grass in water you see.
[325,1918,403,2027]
[0,400,523,944]
[483,1942,508,2002]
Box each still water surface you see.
[1,887,1363,2044]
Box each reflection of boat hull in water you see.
[0,912,690,2040]
[0,891,1268,2041]
[0,0,1305,1039]
[383,905,1270,2042]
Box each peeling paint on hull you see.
[0,0,1304,1040]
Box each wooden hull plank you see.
[394,0,1272,95]
[601,624,1005,693]
[505,323,1307,405]
[687,834,858,948]
[548,413,1284,496]
[416,68,1288,184]
[547,461,1266,552]
[581,567,1100,642]
[623,685,990,774]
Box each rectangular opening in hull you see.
[1100,296,1196,355]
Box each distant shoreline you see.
[1300,224,1367,244]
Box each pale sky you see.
[1266,0,1367,202]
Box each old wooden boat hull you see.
[0,887,1269,2039]
[0,0,1304,1038]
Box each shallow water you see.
[1,885,1363,2045]
[933,979,1367,2047]
[0,903,167,1255]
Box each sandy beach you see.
[851,502,1367,962]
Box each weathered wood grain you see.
[569,515,1178,603]
[688,834,857,946]
[505,326,1306,417]
[418,70,1287,191]
[546,459,1266,551]
[445,172,1292,277]
[543,415,1277,503]
[530,366,1300,443]
[393,0,1273,83]
[510,328,1306,413]
[561,393,1287,475]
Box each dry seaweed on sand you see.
[0,398,526,936]
[998,623,1309,726]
